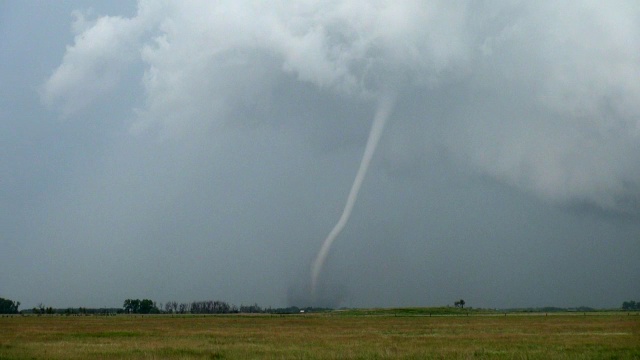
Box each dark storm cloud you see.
[1,1,638,309]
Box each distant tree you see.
[214,300,231,314]
[123,299,133,313]
[240,303,262,314]
[123,299,140,314]
[622,301,638,310]
[137,299,148,314]
[188,300,233,314]
[123,299,158,314]
[139,299,155,314]
[0,297,20,314]
[454,299,466,309]
[178,302,190,314]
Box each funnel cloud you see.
[311,93,395,298]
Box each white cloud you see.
[42,0,640,212]
[40,7,152,116]
[455,1,640,210]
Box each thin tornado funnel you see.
[311,94,396,297]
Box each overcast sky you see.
[1,1,639,310]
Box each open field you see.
[1,311,639,359]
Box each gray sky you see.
[1,1,639,310]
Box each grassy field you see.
[1,311,638,359]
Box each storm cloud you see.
[41,1,640,212]
[1,1,639,309]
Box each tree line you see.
[5,295,637,314]
[163,300,235,314]
[159,300,325,314]
[122,299,330,315]
[1,296,324,315]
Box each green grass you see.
[1,311,638,359]
[68,330,141,339]
[332,306,491,316]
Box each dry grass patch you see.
[0,313,638,359]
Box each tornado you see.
[311,93,396,298]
